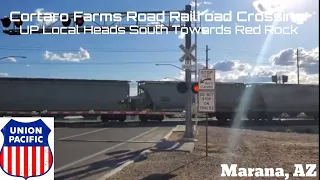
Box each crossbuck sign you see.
[198,69,216,113]
[179,44,196,62]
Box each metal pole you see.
[184,5,194,139]
[194,0,199,135]
[205,45,210,157]
[194,0,198,81]
[297,49,300,85]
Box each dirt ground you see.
[107,126,319,180]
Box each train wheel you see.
[216,115,227,125]
[217,118,227,125]
[266,113,273,121]
[100,115,109,123]
[120,115,127,123]
[247,111,257,121]
[118,117,126,123]
[157,115,164,121]
[139,115,148,122]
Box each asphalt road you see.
[53,117,318,180]
[54,125,174,180]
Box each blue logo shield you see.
[0,119,53,179]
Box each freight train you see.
[0,77,318,123]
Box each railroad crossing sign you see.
[198,69,216,113]
[179,44,196,62]
[199,69,215,90]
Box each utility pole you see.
[206,45,210,68]
[205,45,210,157]
[184,5,194,140]
[297,49,300,85]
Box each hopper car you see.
[244,83,319,121]
[0,77,180,122]
[135,81,319,123]
[0,78,318,123]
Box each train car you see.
[246,83,319,121]
[0,77,180,122]
[135,80,191,121]
[137,80,193,111]
[208,82,245,122]
[137,81,245,122]
[0,77,130,120]
[0,77,130,111]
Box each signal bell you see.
[1,17,11,28]
[191,83,199,94]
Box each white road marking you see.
[58,128,109,140]
[54,127,158,173]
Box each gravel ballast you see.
[107,126,319,180]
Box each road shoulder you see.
[105,125,319,180]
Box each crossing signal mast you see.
[1,5,198,140]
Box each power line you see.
[0,60,300,66]
[0,59,281,65]
[0,46,277,58]
[0,47,187,52]
[0,60,180,65]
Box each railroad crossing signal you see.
[179,44,196,62]
[176,82,188,94]
[191,83,199,94]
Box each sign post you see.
[179,41,196,140]
[179,43,198,136]
[198,68,215,157]
[178,6,195,140]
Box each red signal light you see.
[191,83,199,93]
[14,18,23,27]
[75,17,84,26]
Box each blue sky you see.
[0,0,319,89]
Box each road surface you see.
[53,117,317,180]
[54,125,174,180]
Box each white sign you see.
[199,69,215,90]
[182,64,195,70]
[179,44,196,62]
[198,91,215,112]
